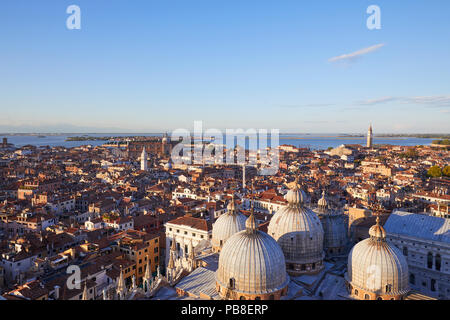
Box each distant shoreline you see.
[1,133,449,139]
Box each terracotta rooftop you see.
[166,215,212,232]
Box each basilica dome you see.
[268,179,324,275]
[216,210,289,300]
[346,217,409,300]
[211,195,247,252]
[314,191,348,257]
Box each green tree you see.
[427,166,442,178]
[443,166,450,177]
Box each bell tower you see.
[367,124,373,148]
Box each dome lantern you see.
[245,200,258,233]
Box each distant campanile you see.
[367,124,373,148]
[141,147,148,171]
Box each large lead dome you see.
[212,195,247,252]
[346,217,409,300]
[268,179,324,276]
[216,210,289,300]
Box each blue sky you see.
[0,0,449,133]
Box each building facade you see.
[165,216,212,267]
[384,211,450,299]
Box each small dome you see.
[314,191,347,257]
[346,217,409,299]
[216,212,289,299]
[285,179,306,204]
[212,195,246,252]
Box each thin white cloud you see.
[354,95,450,108]
[328,43,385,63]
[357,96,397,105]
[404,96,450,107]
[279,103,334,108]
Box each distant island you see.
[337,134,450,139]
[65,136,113,142]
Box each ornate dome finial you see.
[318,190,328,210]
[369,215,386,240]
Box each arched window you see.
[385,284,392,293]
[403,246,408,256]
[427,252,433,269]
[364,294,370,300]
[435,254,441,271]
[410,273,416,285]
[255,297,261,300]
[229,278,235,289]
[431,279,436,292]
[354,289,358,296]
[377,297,383,300]
[240,296,246,300]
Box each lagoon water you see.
[1,133,435,150]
